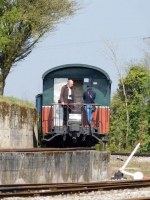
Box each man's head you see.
[68,80,74,88]
[87,84,92,89]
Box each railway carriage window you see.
[84,78,89,83]
[92,79,108,96]
[54,78,68,103]
[53,78,68,126]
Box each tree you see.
[100,40,130,148]
[0,0,81,95]
[110,65,150,152]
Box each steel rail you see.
[111,152,150,157]
[0,147,95,152]
[1,182,150,192]
[0,179,149,188]
[0,180,150,198]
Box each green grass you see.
[0,95,35,108]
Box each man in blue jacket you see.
[83,85,96,125]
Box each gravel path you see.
[3,187,150,200]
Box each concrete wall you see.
[0,150,110,184]
[0,101,38,148]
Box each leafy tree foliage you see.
[109,65,150,152]
[0,0,80,95]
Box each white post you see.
[120,140,142,171]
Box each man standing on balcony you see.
[83,85,96,125]
[60,79,76,125]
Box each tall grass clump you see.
[0,95,35,108]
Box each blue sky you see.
[4,0,150,102]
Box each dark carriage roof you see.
[42,63,111,82]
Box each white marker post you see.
[119,140,147,180]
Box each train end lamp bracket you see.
[111,140,148,180]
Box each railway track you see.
[0,147,95,152]
[111,152,150,157]
[0,180,150,198]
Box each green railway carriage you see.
[36,63,112,147]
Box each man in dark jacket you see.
[60,80,76,125]
[83,85,96,125]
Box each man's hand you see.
[61,102,64,105]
